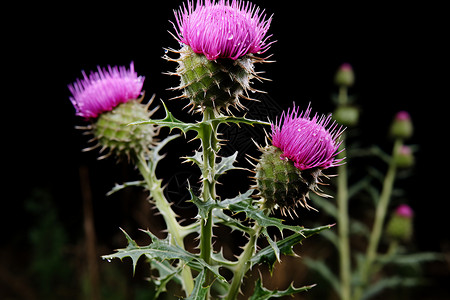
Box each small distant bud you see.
[386,204,414,242]
[394,145,415,168]
[334,63,355,87]
[333,105,359,127]
[389,111,413,139]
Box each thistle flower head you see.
[271,104,345,171]
[68,62,144,119]
[173,0,273,60]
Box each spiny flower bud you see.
[386,204,414,242]
[334,63,355,87]
[167,0,273,113]
[68,63,158,160]
[394,145,415,168]
[254,104,345,216]
[389,111,413,140]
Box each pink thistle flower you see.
[68,62,144,119]
[271,104,345,171]
[173,0,273,60]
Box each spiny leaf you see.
[214,151,241,179]
[129,101,270,136]
[106,180,146,196]
[251,225,333,271]
[186,270,209,300]
[129,101,200,134]
[249,278,316,300]
[102,229,226,282]
[150,260,182,300]
[228,198,306,235]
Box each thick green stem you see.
[226,225,262,300]
[336,85,352,300]
[352,139,402,300]
[199,108,218,292]
[136,156,194,295]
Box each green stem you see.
[226,225,262,300]
[199,108,218,292]
[336,85,351,300]
[337,136,351,300]
[352,138,402,300]
[136,156,195,295]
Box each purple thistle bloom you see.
[173,0,273,60]
[68,62,144,119]
[271,104,345,171]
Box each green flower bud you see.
[394,145,415,168]
[386,204,414,242]
[334,63,355,87]
[389,111,413,139]
[90,99,158,160]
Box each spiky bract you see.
[84,98,158,160]
[167,45,265,113]
[255,145,326,215]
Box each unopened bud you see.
[386,204,414,242]
[389,111,413,139]
[334,63,355,87]
[394,145,415,168]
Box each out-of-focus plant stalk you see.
[353,138,402,300]
[136,155,195,295]
[336,85,352,300]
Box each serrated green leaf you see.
[212,210,253,234]
[183,150,203,167]
[106,180,146,196]
[251,225,333,271]
[129,101,270,136]
[129,101,200,134]
[250,225,333,270]
[102,229,226,283]
[249,278,316,300]
[228,198,305,235]
[186,270,208,300]
[149,260,182,300]
[215,151,241,179]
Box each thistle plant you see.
[68,1,344,299]
[304,63,441,300]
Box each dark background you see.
[4,1,448,299]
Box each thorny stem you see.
[352,138,402,300]
[136,155,195,295]
[199,107,219,293]
[336,86,351,300]
[226,224,262,300]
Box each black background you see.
[4,0,449,298]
